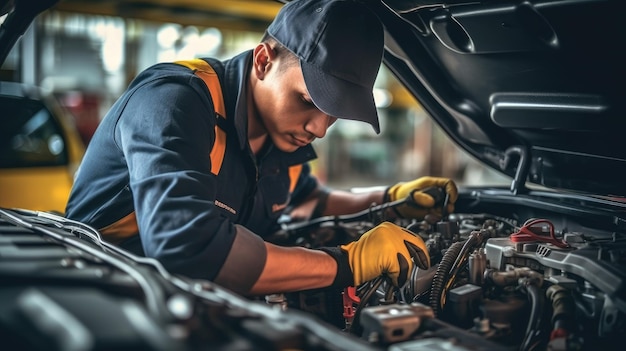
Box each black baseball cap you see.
[267,0,384,134]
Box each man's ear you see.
[252,42,276,80]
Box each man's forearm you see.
[249,242,338,295]
[288,187,385,219]
[321,189,385,216]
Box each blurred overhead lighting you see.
[157,24,180,49]
[373,88,392,108]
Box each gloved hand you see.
[386,176,458,219]
[339,221,430,287]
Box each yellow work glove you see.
[320,222,430,288]
[386,176,458,219]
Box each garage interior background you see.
[1,0,508,192]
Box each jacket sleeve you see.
[115,75,266,285]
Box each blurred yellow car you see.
[0,81,85,213]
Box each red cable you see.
[510,218,569,248]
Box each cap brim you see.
[301,60,380,134]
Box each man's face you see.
[251,46,338,153]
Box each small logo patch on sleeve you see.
[215,200,237,215]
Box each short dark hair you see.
[261,32,299,73]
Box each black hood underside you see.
[376,0,626,197]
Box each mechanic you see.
[65,0,458,295]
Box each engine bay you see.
[269,188,626,350]
[1,187,624,350]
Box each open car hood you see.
[377,0,625,197]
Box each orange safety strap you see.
[100,60,301,241]
[178,59,302,191]
[99,211,138,244]
[100,59,228,241]
[175,58,227,176]
[288,164,303,193]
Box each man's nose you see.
[305,113,336,139]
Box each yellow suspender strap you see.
[175,58,227,176]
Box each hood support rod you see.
[500,146,530,195]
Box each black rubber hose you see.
[349,276,385,335]
[428,241,465,316]
[520,283,545,351]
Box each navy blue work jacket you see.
[65,50,318,281]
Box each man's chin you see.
[267,136,298,153]
[277,143,300,153]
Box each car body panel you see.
[0,82,84,213]
[0,167,75,212]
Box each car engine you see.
[268,187,626,351]
[1,187,624,350]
